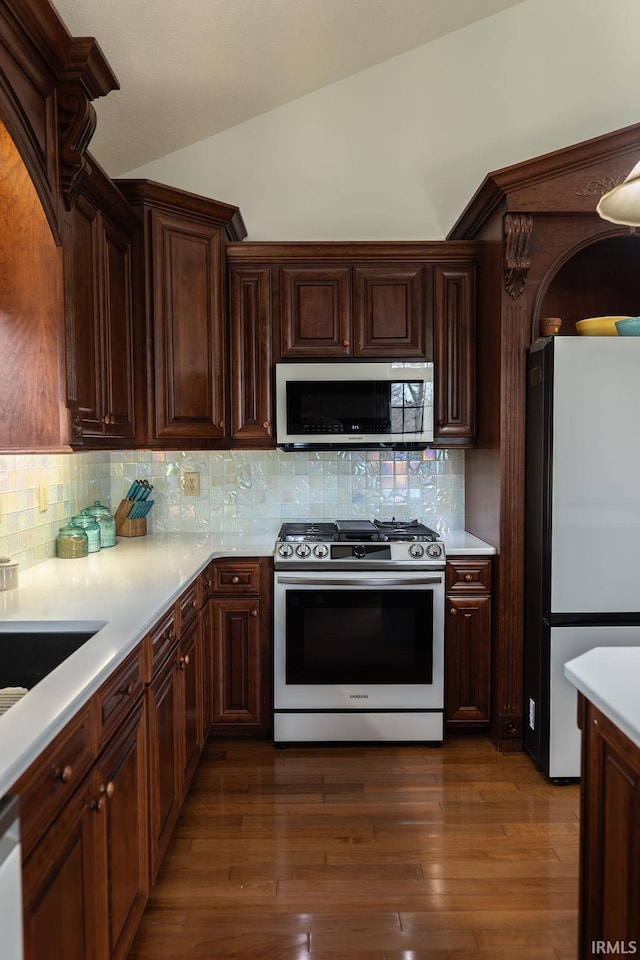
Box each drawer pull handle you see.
[92,780,115,812]
[231,576,240,584]
[120,682,134,697]
[464,574,474,581]
[179,654,190,670]
[56,764,73,784]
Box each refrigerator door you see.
[551,337,640,614]
[549,625,640,780]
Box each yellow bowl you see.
[575,316,629,336]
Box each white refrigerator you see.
[524,336,640,780]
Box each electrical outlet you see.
[39,483,49,512]
[184,472,200,496]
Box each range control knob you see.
[313,543,328,558]
[277,543,293,558]
[426,542,443,558]
[353,544,366,558]
[409,543,424,558]
[296,543,311,558]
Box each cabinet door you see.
[66,193,102,440]
[178,615,204,797]
[201,598,213,733]
[147,651,181,881]
[22,772,99,960]
[433,264,476,443]
[93,697,148,960]
[579,699,640,956]
[445,594,491,724]
[353,265,429,358]
[229,265,274,445]
[149,208,227,443]
[99,212,135,442]
[280,266,351,357]
[211,597,263,730]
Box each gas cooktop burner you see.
[373,518,439,541]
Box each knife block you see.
[114,499,147,537]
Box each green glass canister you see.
[71,513,101,553]
[56,522,89,559]
[83,501,117,548]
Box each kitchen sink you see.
[0,622,104,690]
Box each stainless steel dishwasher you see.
[0,796,24,959]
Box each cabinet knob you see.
[464,573,473,582]
[262,420,270,429]
[231,575,240,584]
[92,781,115,812]
[55,764,73,784]
[342,339,350,348]
[250,609,258,618]
[178,654,190,670]
[192,597,198,608]
[219,420,225,429]
[449,606,458,616]
[120,681,134,698]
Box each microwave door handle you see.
[276,576,443,587]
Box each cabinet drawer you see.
[446,558,492,593]
[145,607,178,679]
[178,578,200,630]
[13,703,96,858]
[94,644,145,749]
[212,561,262,595]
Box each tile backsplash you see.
[0,452,112,570]
[0,448,464,570]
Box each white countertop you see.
[0,526,494,795]
[565,647,640,751]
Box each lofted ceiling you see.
[51,0,525,177]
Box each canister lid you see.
[0,556,18,568]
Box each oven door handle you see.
[276,576,443,586]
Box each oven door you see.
[273,569,444,711]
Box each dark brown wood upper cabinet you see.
[280,265,352,357]
[352,264,427,357]
[432,263,476,445]
[229,264,274,446]
[116,179,246,448]
[65,162,137,447]
[279,260,429,359]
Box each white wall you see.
[122,0,640,240]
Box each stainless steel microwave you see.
[275,361,434,449]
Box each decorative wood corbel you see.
[57,37,119,210]
[58,82,96,210]
[504,213,533,299]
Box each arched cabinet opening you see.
[537,234,640,336]
[0,119,69,451]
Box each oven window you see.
[285,589,433,684]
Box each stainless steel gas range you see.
[273,519,445,745]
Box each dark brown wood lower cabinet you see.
[207,556,273,736]
[147,648,182,882]
[22,772,99,960]
[94,697,148,960]
[578,695,640,957]
[21,694,148,960]
[445,557,492,728]
[178,614,204,794]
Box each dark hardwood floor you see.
[128,735,580,960]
